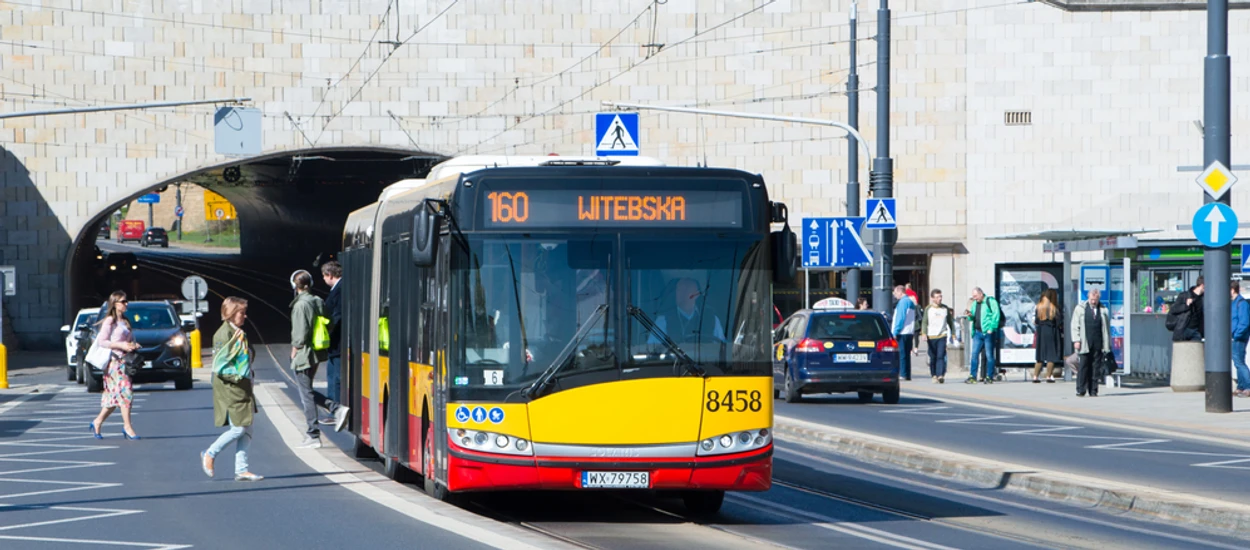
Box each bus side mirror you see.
[412,200,442,267]
[771,223,798,285]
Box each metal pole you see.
[803,269,810,309]
[600,101,873,159]
[176,183,183,241]
[846,1,861,305]
[1204,0,1233,413]
[0,97,252,120]
[869,0,893,314]
[1063,251,1073,381]
[147,203,154,229]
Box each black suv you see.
[82,301,195,391]
[140,227,169,248]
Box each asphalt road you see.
[776,392,1250,507]
[24,242,1238,549]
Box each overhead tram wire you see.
[440,0,658,127]
[458,0,777,155]
[311,0,461,146]
[304,0,396,123]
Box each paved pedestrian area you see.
[900,369,1250,440]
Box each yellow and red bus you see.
[340,155,796,513]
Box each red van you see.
[117,220,145,243]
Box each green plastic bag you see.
[312,315,331,351]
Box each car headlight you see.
[109,265,117,271]
[168,334,186,348]
[131,265,138,270]
[447,428,533,456]
[696,428,772,457]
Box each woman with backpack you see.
[289,270,346,449]
[201,297,262,481]
[89,291,142,440]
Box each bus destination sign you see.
[481,189,744,229]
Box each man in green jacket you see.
[963,287,1001,384]
[290,270,331,448]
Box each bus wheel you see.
[683,490,725,516]
[352,435,378,460]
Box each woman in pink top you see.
[90,291,141,440]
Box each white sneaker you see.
[334,407,351,433]
[317,417,335,426]
[297,436,322,449]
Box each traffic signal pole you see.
[869,0,894,315]
[846,1,862,305]
[1204,0,1233,413]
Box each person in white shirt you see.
[919,289,956,384]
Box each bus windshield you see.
[454,236,614,400]
[451,234,771,401]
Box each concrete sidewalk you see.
[1,350,66,385]
[900,367,1250,442]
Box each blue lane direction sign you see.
[137,193,160,204]
[1241,244,1250,273]
[175,206,185,218]
[595,112,640,156]
[1192,203,1238,248]
[802,217,872,268]
[864,198,897,229]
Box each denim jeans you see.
[326,355,342,407]
[897,334,914,379]
[927,337,947,378]
[970,331,996,380]
[1234,339,1250,391]
[206,420,252,475]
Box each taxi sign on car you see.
[812,297,855,310]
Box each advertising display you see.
[994,263,1064,366]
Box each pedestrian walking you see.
[1230,282,1250,397]
[919,289,955,384]
[964,287,1001,384]
[904,283,919,305]
[90,291,142,440]
[201,297,263,481]
[1033,288,1064,383]
[289,270,346,449]
[1168,277,1205,342]
[891,285,917,381]
[318,261,350,427]
[1072,288,1110,397]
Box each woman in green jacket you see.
[200,297,263,481]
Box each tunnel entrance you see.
[66,147,445,319]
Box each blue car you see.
[773,302,900,404]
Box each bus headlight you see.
[448,428,533,457]
[697,428,772,457]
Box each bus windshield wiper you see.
[523,304,609,399]
[626,305,704,377]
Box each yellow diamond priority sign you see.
[1196,160,1238,200]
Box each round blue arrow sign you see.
[1192,203,1239,248]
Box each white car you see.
[60,308,99,378]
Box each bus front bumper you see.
[446,444,772,492]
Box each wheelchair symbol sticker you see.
[471,407,488,423]
[488,407,505,424]
[454,406,470,423]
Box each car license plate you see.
[143,361,153,369]
[581,471,649,489]
[834,353,869,363]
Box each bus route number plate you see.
[581,471,649,489]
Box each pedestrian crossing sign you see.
[1242,244,1250,273]
[865,198,897,229]
[595,112,640,156]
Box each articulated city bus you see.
[340,155,796,513]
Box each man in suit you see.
[319,261,349,431]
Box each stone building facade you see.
[0,0,1248,346]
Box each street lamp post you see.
[869,0,894,316]
[846,0,862,305]
[1204,0,1233,413]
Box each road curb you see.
[774,415,1250,535]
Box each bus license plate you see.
[834,353,869,363]
[581,471,649,489]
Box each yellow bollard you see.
[190,330,203,369]
[0,342,8,389]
